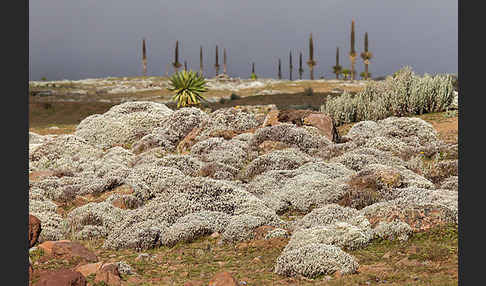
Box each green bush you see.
[322,67,455,126]
[219,97,228,104]
[230,93,241,100]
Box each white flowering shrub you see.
[323,67,455,126]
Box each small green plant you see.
[29,247,45,263]
[41,77,47,81]
[443,109,457,118]
[167,70,208,108]
[303,87,314,96]
[219,97,227,104]
[360,71,372,79]
[341,69,351,80]
[251,73,258,80]
[230,93,241,100]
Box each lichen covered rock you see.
[274,243,359,278]
[75,101,173,149]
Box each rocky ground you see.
[29,75,367,104]
[28,98,458,285]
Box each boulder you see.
[39,240,98,263]
[261,110,280,127]
[303,113,340,142]
[29,214,42,248]
[94,263,122,286]
[38,240,70,255]
[36,269,87,286]
[277,109,317,126]
[74,262,103,277]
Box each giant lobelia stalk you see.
[360,32,373,80]
[172,40,182,73]
[349,20,357,80]
[298,52,304,80]
[200,46,204,77]
[251,62,257,80]
[223,48,227,75]
[289,50,293,81]
[278,58,282,80]
[142,38,147,76]
[307,33,317,80]
[214,45,220,76]
[332,47,342,79]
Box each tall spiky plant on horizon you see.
[172,40,182,73]
[332,47,342,79]
[360,32,373,80]
[199,46,204,77]
[223,48,227,75]
[214,45,220,76]
[184,60,188,71]
[278,58,282,80]
[289,51,293,81]
[349,20,357,80]
[307,33,317,80]
[298,52,304,80]
[251,62,257,80]
[142,38,147,76]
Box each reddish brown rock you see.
[29,214,42,248]
[253,225,276,240]
[29,170,55,182]
[38,240,71,255]
[364,205,453,232]
[209,129,238,140]
[74,262,103,277]
[36,269,87,286]
[262,109,281,127]
[208,271,239,286]
[177,127,202,153]
[303,113,340,142]
[235,242,249,250]
[277,109,317,126]
[258,140,290,154]
[39,240,98,263]
[94,263,122,286]
[111,197,128,210]
[272,109,340,142]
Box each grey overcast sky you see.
[29,0,457,81]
